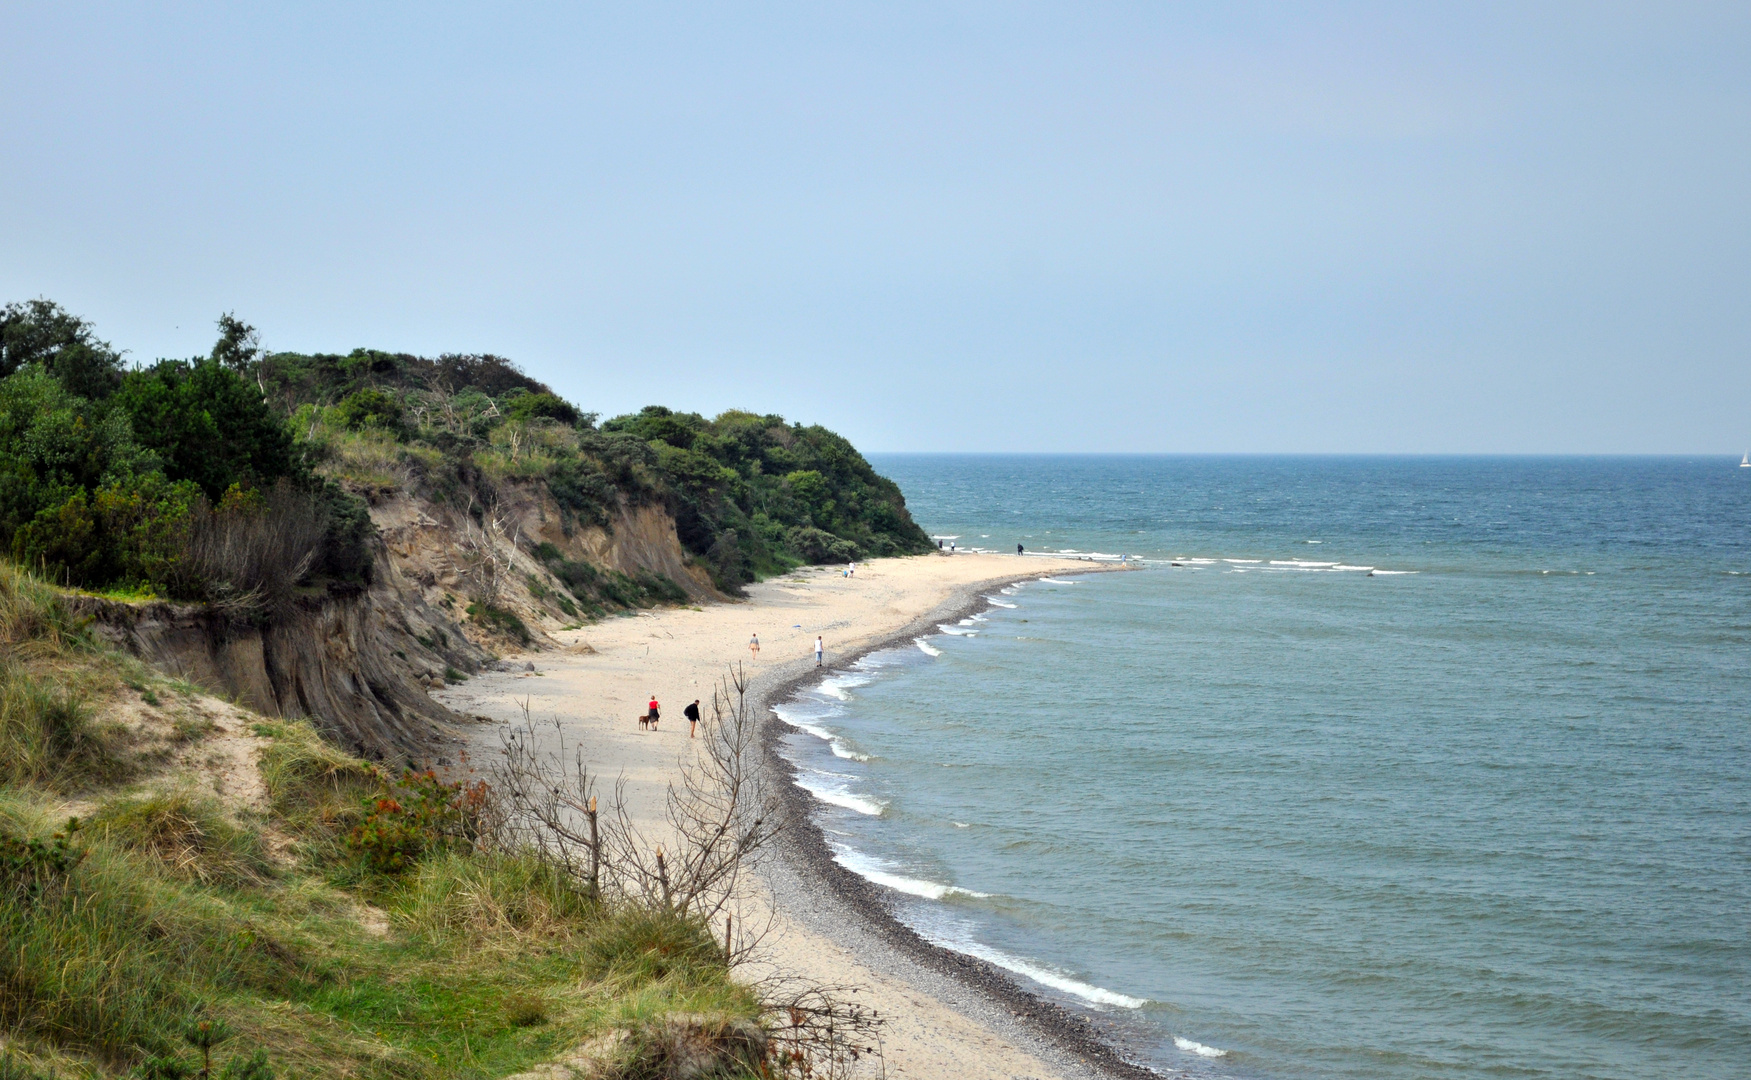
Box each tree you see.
[209,313,261,373]
[0,299,125,399]
[115,358,300,501]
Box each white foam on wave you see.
[914,638,943,657]
[985,597,1018,609]
[1181,557,1217,565]
[815,673,872,701]
[1038,577,1077,585]
[1174,1037,1227,1058]
[937,624,978,636]
[772,709,870,762]
[1332,565,1374,572]
[949,939,1146,1009]
[1270,560,1336,568]
[1223,559,1262,564]
[831,845,988,899]
[1370,569,1417,575]
[794,776,886,816]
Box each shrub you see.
[331,388,408,438]
[784,526,860,565]
[503,392,578,426]
[115,358,299,503]
[163,482,328,617]
[344,770,487,874]
[465,602,530,644]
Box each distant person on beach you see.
[938,539,943,549]
[815,635,824,667]
[1017,543,1024,555]
[646,696,660,730]
[749,633,760,660]
[684,699,701,738]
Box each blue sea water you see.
[771,456,1751,1080]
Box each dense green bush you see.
[345,770,487,875]
[0,305,376,599]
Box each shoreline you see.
[443,553,1154,1079]
[751,563,1162,1080]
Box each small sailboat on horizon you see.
[1742,452,1750,468]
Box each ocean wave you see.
[1000,584,1022,595]
[815,673,872,701]
[949,939,1146,1009]
[1270,560,1336,568]
[1370,569,1418,575]
[794,776,885,816]
[831,845,988,899]
[914,638,943,657]
[1333,565,1375,572]
[773,711,871,762]
[985,597,1018,608]
[937,624,978,636]
[1223,559,1262,564]
[1038,577,1077,585]
[1174,1037,1227,1058]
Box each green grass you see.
[0,738,764,1079]
[0,562,769,1079]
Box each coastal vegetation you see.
[0,562,870,1078]
[0,301,903,1076]
[0,299,930,614]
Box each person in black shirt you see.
[684,699,701,738]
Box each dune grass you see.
[0,565,765,1080]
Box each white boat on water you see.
[1742,452,1750,468]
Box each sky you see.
[3,2,1749,453]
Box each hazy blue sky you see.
[4,3,1748,452]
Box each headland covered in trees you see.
[0,300,933,615]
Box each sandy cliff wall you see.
[368,485,719,644]
[76,489,715,761]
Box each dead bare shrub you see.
[167,480,327,617]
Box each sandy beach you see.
[439,552,1147,1080]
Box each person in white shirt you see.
[814,635,824,667]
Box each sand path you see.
[441,553,1124,1080]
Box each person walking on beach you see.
[815,635,824,667]
[1017,543,1024,556]
[684,699,701,738]
[646,695,660,730]
[749,633,760,661]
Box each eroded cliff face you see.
[78,493,714,761]
[368,485,719,644]
[75,580,477,763]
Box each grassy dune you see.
[0,565,765,1080]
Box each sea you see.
[769,455,1750,1080]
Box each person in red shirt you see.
[646,696,660,730]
